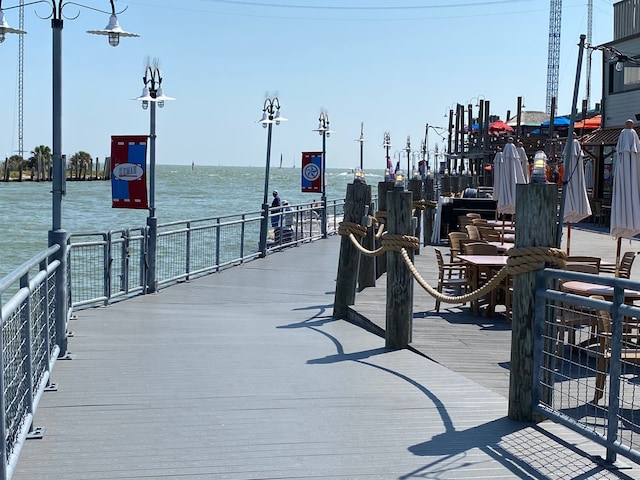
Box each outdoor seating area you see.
[437,214,639,327]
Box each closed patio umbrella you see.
[611,120,640,274]
[562,137,592,254]
[496,139,525,216]
[584,158,594,193]
[492,148,503,208]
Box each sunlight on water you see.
[0,165,384,277]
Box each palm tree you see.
[29,145,52,181]
[69,151,92,179]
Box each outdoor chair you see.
[565,256,601,273]
[592,201,610,226]
[477,226,502,242]
[466,213,482,219]
[434,248,471,312]
[465,225,481,241]
[617,251,637,279]
[457,215,473,233]
[461,242,499,256]
[592,295,640,404]
[471,218,489,226]
[447,231,468,263]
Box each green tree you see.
[29,145,52,180]
[69,151,92,179]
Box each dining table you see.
[457,254,509,316]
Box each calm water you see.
[0,165,384,278]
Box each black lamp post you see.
[313,111,331,239]
[258,96,286,256]
[133,60,174,293]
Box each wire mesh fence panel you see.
[3,305,30,464]
[535,271,640,465]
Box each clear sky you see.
[0,0,614,170]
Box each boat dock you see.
[11,228,640,479]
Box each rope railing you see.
[338,220,567,305]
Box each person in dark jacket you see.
[271,190,281,227]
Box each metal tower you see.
[584,0,593,110]
[546,0,562,115]
[18,0,24,161]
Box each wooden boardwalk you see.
[11,231,640,479]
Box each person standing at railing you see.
[271,190,282,228]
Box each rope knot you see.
[381,234,419,251]
[338,221,368,238]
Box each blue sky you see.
[0,0,614,170]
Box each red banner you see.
[301,151,323,193]
[111,135,149,209]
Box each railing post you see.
[146,216,158,294]
[333,181,370,318]
[186,221,192,280]
[216,218,221,273]
[385,189,414,349]
[49,229,68,357]
[509,182,557,422]
[259,204,269,257]
[240,214,246,261]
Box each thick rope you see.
[338,220,568,306]
[401,246,567,304]
[412,199,426,211]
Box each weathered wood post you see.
[376,181,395,278]
[509,182,558,422]
[333,180,371,319]
[450,175,459,195]
[423,177,434,246]
[408,178,422,255]
[385,188,414,349]
[357,184,376,291]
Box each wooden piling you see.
[357,184,376,291]
[423,177,434,246]
[385,189,414,349]
[508,182,558,422]
[333,181,371,319]
[376,182,395,278]
[408,179,422,255]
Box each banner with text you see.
[111,135,149,209]
[301,151,323,193]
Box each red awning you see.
[574,115,601,130]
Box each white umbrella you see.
[562,138,592,254]
[611,121,640,274]
[584,158,594,193]
[516,142,530,184]
[496,140,526,216]
[492,149,503,209]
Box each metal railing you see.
[0,247,62,480]
[534,268,640,466]
[68,199,344,309]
